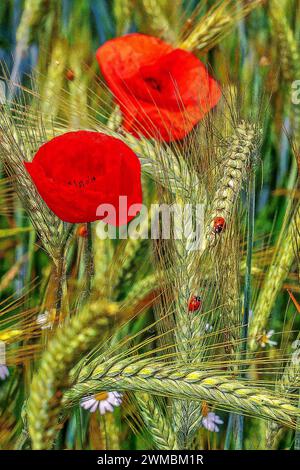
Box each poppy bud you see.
[77,224,88,238]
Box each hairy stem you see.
[237,171,256,449]
[84,222,94,298]
[54,253,66,322]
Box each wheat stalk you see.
[172,212,207,446]
[106,105,122,131]
[136,393,177,449]
[114,0,134,35]
[93,234,113,292]
[179,0,261,52]
[266,354,300,448]
[155,121,261,447]
[249,204,300,351]
[16,0,47,48]
[123,272,161,307]
[111,216,149,296]
[39,38,68,119]
[91,119,193,200]
[269,0,300,147]
[140,0,174,43]
[202,122,260,446]
[149,142,206,447]
[63,358,300,428]
[0,108,66,262]
[27,301,118,449]
[127,135,192,199]
[269,0,300,84]
[206,121,261,247]
[215,234,241,355]
[202,121,261,359]
[67,4,91,129]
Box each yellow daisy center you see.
[260,333,269,344]
[95,391,109,402]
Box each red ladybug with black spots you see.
[213,217,226,234]
[188,295,202,312]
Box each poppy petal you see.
[24,131,142,225]
[96,33,221,142]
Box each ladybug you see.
[213,217,226,234]
[77,224,88,238]
[188,295,202,312]
[66,69,75,81]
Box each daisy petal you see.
[90,401,99,413]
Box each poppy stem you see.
[84,222,94,299]
[54,224,73,322]
[54,253,66,322]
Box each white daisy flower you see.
[202,412,224,432]
[0,365,9,381]
[36,310,55,330]
[258,329,278,348]
[205,323,213,332]
[80,391,123,415]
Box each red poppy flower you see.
[24,131,142,225]
[96,33,221,142]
